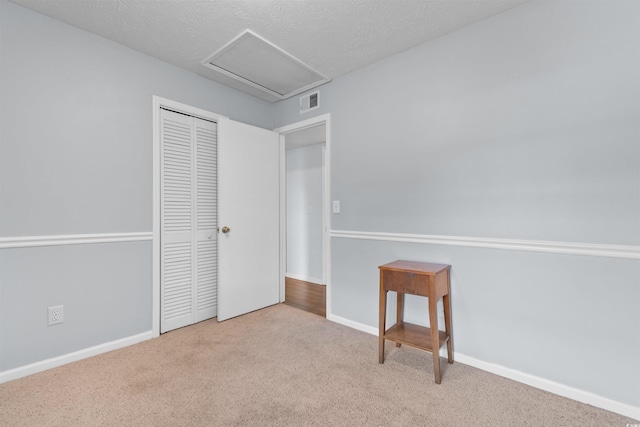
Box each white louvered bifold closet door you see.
[194,118,218,322]
[160,109,217,333]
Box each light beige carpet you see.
[0,304,635,426]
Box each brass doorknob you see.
[221,226,231,234]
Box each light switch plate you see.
[332,200,341,214]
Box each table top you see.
[378,260,450,275]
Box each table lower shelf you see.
[383,322,448,353]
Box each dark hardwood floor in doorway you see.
[284,277,326,317]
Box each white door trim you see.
[274,114,331,317]
[152,96,228,338]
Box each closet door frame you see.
[152,96,228,338]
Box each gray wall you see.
[286,144,324,283]
[274,0,640,408]
[0,0,272,238]
[1,243,151,369]
[0,0,273,372]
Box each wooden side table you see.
[378,260,453,384]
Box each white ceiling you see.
[10,0,528,102]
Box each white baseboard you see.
[327,313,378,335]
[326,315,640,421]
[0,331,153,384]
[285,272,324,285]
[454,353,640,421]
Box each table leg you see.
[443,293,453,364]
[378,289,387,364]
[396,292,404,347]
[429,296,441,384]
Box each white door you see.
[160,109,217,333]
[217,118,280,321]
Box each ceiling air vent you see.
[300,91,319,114]
[202,30,330,101]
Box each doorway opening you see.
[275,114,331,318]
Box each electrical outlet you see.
[48,305,64,326]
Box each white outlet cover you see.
[48,305,64,326]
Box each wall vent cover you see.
[300,91,320,113]
[202,30,330,101]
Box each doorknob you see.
[221,226,231,234]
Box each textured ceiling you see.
[10,0,528,102]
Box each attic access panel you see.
[202,30,330,100]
